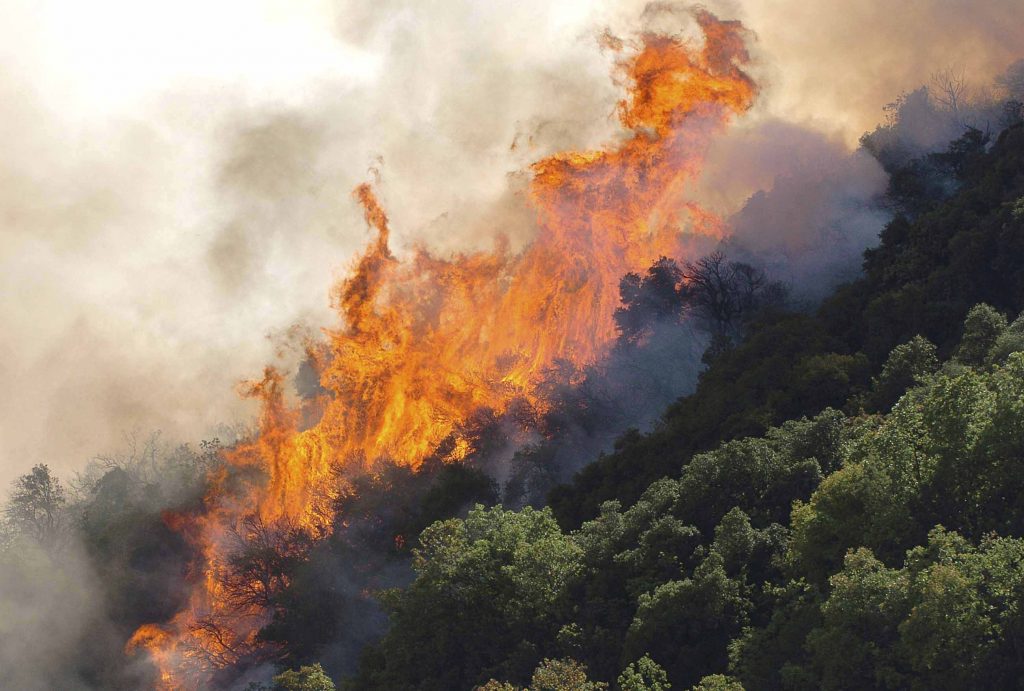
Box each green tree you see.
[476,658,607,691]
[955,304,1007,366]
[790,355,1024,580]
[273,663,335,690]
[3,464,68,550]
[624,553,750,689]
[727,579,821,691]
[870,335,938,410]
[529,658,607,691]
[1012,195,1024,219]
[803,529,1024,690]
[475,681,520,691]
[692,674,744,690]
[618,654,670,691]
[987,313,1024,364]
[804,548,909,689]
[353,505,582,690]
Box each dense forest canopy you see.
[350,121,1024,690]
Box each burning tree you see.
[222,514,312,613]
[127,8,761,687]
[614,252,787,347]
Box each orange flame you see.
[128,10,756,688]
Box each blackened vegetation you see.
[614,253,787,347]
[223,515,313,613]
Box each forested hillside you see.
[349,122,1024,689]
[3,112,1024,691]
[551,122,1024,528]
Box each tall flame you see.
[127,10,756,688]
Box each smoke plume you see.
[2,0,1023,487]
[1,1,1023,688]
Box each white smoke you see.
[1,0,1022,487]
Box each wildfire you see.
[128,9,756,688]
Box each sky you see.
[1,0,1022,487]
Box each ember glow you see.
[127,9,756,686]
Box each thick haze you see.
[1,0,1023,487]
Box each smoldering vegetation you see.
[0,436,226,689]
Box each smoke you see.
[0,0,620,488]
[2,0,1022,488]
[693,119,890,300]
[996,60,1024,100]
[732,0,1024,143]
[0,434,226,689]
[498,319,711,509]
[0,539,108,690]
[2,1,1023,688]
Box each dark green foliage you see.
[622,553,750,688]
[355,411,844,689]
[552,122,1024,530]
[988,312,1024,365]
[416,463,500,535]
[618,655,670,691]
[273,663,336,690]
[675,411,845,535]
[867,335,938,410]
[348,123,1024,690]
[728,579,822,690]
[854,125,1024,359]
[955,303,1008,365]
[799,529,1024,690]
[550,314,859,529]
[352,506,581,690]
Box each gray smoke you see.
[707,120,891,300]
[2,1,1024,688]
[3,0,1023,489]
[0,538,111,690]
